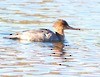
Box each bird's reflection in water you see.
[51,42,66,57]
[51,42,73,63]
[16,40,67,58]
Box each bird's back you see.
[5,29,58,42]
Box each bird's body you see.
[7,29,60,42]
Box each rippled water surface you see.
[0,0,100,77]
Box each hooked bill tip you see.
[10,34,12,35]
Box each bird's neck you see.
[55,29,64,41]
[55,28,64,35]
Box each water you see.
[0,0,100,77]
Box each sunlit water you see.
[0,0,100,77]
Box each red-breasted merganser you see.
[5,19,80,42]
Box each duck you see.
[4,19,80,42]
